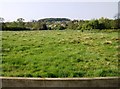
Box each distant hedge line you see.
[1,17,120,31]
[2,27,31,31]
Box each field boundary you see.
[0,77,119,87]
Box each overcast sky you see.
[0,0,119,21]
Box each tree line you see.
[0,17,120,31]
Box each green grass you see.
[1,30,119,77]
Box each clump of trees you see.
[1,17,120,31]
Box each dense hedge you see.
[2,27,31,31]
[1,17,120,31]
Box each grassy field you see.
[1,30,119,77]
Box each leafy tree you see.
[81,21,92,30]
[39,23,47,30]
[57,24,66,30]
[67,21,73,29]
[88,19,99,29]
[33,22,47,30]
[67,21,78,30]
[0,17,4,23]
[16,18,25,28]
[76,20,84,30]
[17,18,25,22]
[98,17,106,30]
